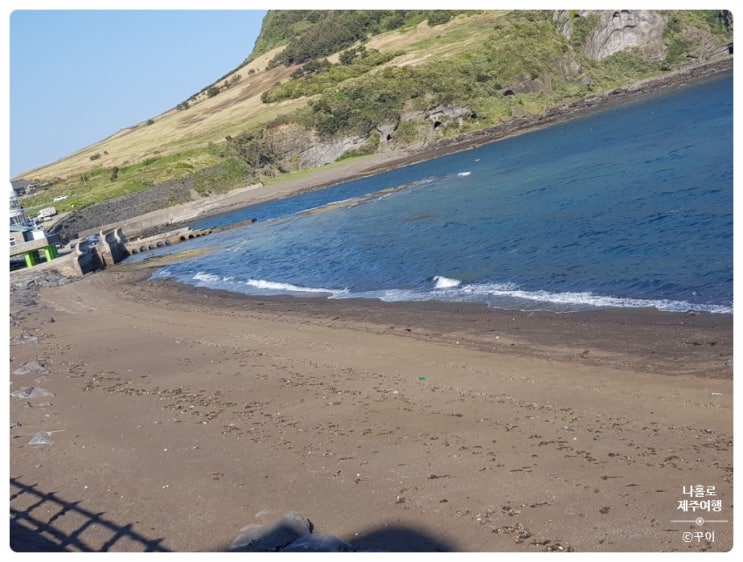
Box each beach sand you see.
[8,264,733,553]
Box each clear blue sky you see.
[8,8,268,178]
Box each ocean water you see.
[135,73,733,314]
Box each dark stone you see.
[229,512,313,552]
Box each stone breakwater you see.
[82,217,258,274]
[19,217,258,278]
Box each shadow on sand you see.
[10,477,170,552]
[11,476,455,553]
[348,525,455,552]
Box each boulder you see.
[229,512,356,552]
[229,512,312,552]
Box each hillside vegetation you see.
[19,10,732,226]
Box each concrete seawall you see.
[77,183,263,242]
[67,218,258,276]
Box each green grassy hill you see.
[18,10,732,219]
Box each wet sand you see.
[8,265,733,552]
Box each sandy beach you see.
[8,261,733,553]
[8,57,734,554]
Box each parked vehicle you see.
[37,207,57,221]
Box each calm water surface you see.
[133,73,732,314]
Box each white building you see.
[9,183,60,267]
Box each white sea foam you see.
[193,271,222,283]
[457,171,471,176]
[433,275,462,289]
[172,270,730,314]
[460,283,732,314]
[246,278,348,297]
[339,281,731,314]
[150,268,172,279]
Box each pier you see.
[70,218,258,275]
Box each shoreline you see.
[37,58,732,247]
[8,266,734,552]
[13,265,734,381]
[148,271,733,380]
[192,57,733,222]
[8,57,734,553]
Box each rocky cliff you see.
[555,10,668,61]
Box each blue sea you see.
[133,73,733,314]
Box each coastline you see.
[193,57,733,222]
[54,57,733,241]
[149,273,733,380]
[8,265,733,552]
[8,57,734,553]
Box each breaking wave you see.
[433,275,462,289]
[245,278,349,297]
[162,271,731,314]
[337,279,731,314]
